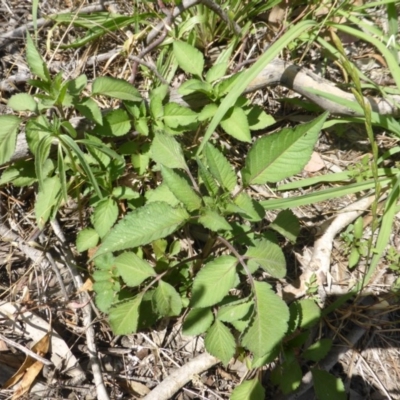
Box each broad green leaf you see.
[161,165,202,211]
[35,135,52,190]
[92,76,142,101]
[290,299,321,329]
[233,192,264,222]
[220,106,251,142]
[269,209,300,243]
[303,339,332,362]
[145,183,180,206]
[182,308,214,335]
[150,94,164,120]
[217,298,253,323]
[94,283,115,313]
[109,295,143,334]
[8,93,38,113]
[96,202,189,256]
[312,369,346,400]
[241,281,289,359]
[173,41,204,77]
[163,103,198,128]
[206,62,228,83]
[245,239,286,278]
[25,115,51,154]
[68,74,87,95]
[205,320,235,365]
[178,79,213,96]
[152,280,182,317]
[26,34,50,81]
[204,143,237,191]
[271,359,302,394]
[231,379,265,400]
[114,252,156,287]
[151,132,187,170]
[199,210,232,232]
[35,176,61,228]
[75,97,103,125]
[76,228,99,252]
[0,115,20,165]
[242,112,329,185]
[150,84,169,102]
[198,103,218,122]
[93,109,131,137]
[92,198,118,238]
[246,105,275,130]
[197,158,219,196]
[191,255,237,308]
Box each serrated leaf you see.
[8,93,38,113]
[233,192,264,222]
[178,79,212,96]
[242,112,329,185]
[220,106,251,142]
[35,176,61,228]
[206,62,228,83]
[93,109,131,137]
[0,115,20,165]
[152,280,182,317]
[26,34,50,81]
[92,198,118,238]
[109,295,143,334]
[303,339,332,362]
[150,94,164,120]
[270,209,300,243]
[182,308,214,335]
[163,103,198,128]
[92,76,142,101]
[204,143,236,191]
[245,239,286,278]
[312,369,346,400]
[96,202,189,256]
[161,165,202,211]
[199,210,232,232]
[271,359,302,394]
[197,158,219,196]
[198,103,218,122]
[150,132,187,170]
[68,74,87,95]
[75,97,103,125]
[246,105,275,130]
[217,298,253,323]
[145,183,180,206]
[191,256,237,308]
[204,320,235,365]
[241,281,289,359]
[231,379,265,400]
[173,41,204,76]
[76,228,99,252]
[293,299,321,329]
[115,251,156,287]
[94,284,115,313]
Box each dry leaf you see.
[77,277,94,293]
[304,151,325,172]
[12,360,44,400]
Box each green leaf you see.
[109,295,143,334]
[191,255,237,308]
[92,198,118,238]
[269,209,300,243]
[290,299,321,329]
[173,41,204,77]
[311,369,346,400]
[8,93,38,113]
[233,192,264,222]
[198,103,218,122]
[92,76,142,101]
[75,97,103,125]
[198,210,232,232]
[145,183,180,206]
[217,298,253,323]
[231,379,265,400]
[0,159,47,187]
[271,359,302,394]
[26,34,50,81]
[220,106,251,142]
[76,228,99,252]
[182,308,214,335]
[114,252,156,287]
[96,202,189,256]
[151,132,187,170]
[303,339,332,362]
[150,94,164,120]
[161,165,202,211]
[242,112,329,185]
[245,238,286,278]
[246,105,275,130]
[204,320,235,365]
[197,158,219,197]
[94,283,115,313]
[93,109,131,137]
[0,115,20,165]
[68,74,87,95]
[35,176,61,228]
[178,79,213,96]
[206,62,228,83]
[241,281,289,359]
[204,143,236,191]
[163,103,198,128]
[152,280,182,317]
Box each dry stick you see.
[50,220,110,400]
[143,352,219,400]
